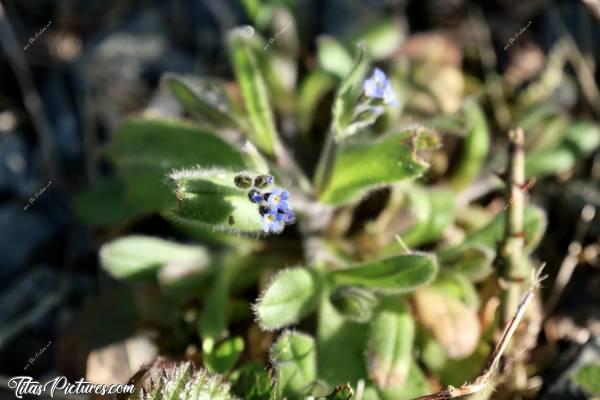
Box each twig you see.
[0,1,60,184]
[413,266,547,400]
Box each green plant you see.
[76,5,600,400]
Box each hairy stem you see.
[313,127,337,195]
[499,128,527,333]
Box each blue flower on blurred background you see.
[267,187,290,210]
[261,208,284,233]
[363,68,398,106]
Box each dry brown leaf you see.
[414,287,481,359]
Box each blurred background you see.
[0,0,599,399]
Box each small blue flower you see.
[281,208,295,224]
[262,208,284,233]
[363,68,398,106]
[267,187,290,211]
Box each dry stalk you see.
[413,266,547,400]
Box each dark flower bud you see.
[254,175,274,189]
[258,205,271,216]
[248,189,263,203]
[234,173,253,188]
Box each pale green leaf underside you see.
[320,132,429,205]
[99,235,210,280]
[330,253,438,294]
[256,268,320,330]
[167,169,263,234]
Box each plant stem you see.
[313,127,337,195]
[499,128,527,330]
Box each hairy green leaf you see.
[106,118,245,211]
[318,296,368,386]
[271,331,317,399]
[228,29,278,155]
[166,169,263,234]
[317,36,354,78]
[125,358,237,400]
[204,337,245,374]
[319,131,431,205]
[255,268,320,330]
[231,362,275,400]
[440,206,547,260]
[450,101,490,189]
[99,235,210,280]
[353,19,405,60]
[74,177,145,227]
[402,187,455,247]
[329,253,438,294]
[438,244,494,282]
[332,46,370,140]
[367,298,414,389]
[330,286,378,323]
[376,360,430,400]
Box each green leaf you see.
[228,29,278,155]
[564,121,600,155]
[99,235,210,280]
[353,19,405,60]
[106,118,246,211]
[270,331,317,399]
[164,74,240,129]
[204,337,245,374]
[450,101,490,189]
[332,46,370,140]
[74,177,145,227]
[317,36,354,78]
[231,362,275,400]
[124,359,238,400]
[255,268,320,330]
[570,363,600,396]
[525,122,600,177]
[329,253,438,294]
[330,286,378,323]
[367,298,414,389]
[525,146,576,177]
[401,187,455,247]
[439,206,547,260]
[166,168,263,234]
[319,131,432,205]
[318,295,368,386]
[199,268,229,342]
[438,244,494,282]
[375,360,430,400]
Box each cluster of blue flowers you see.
[234,173,295,234]
[362,68,398,106]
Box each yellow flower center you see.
[273,195,280,203]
